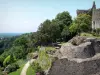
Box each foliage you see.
[32,62,42,73]
[55,11,72,41]
[0,67,3,75]
[31,48,53,73]
[6,63,19,73]
[74,14,92,33]
[49,20,61,42]
[10,46,25,59]
[80,32,100,38]
[3,55,16,67]
[61,26,70,41]
[36,19,60,44]
[80,33,93,37]
[69,22,78,35]
[35,11,72,44]
[55,11,72,27]
[0,36,18,54]
[37,50,52,70]
[3,55,11,66]
[8,64,24,75]
[8,59,27,75]
[96,28,100,34]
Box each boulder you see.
[60,42,95,59]
[48,54,100,75]
[47,36,100,75]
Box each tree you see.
[96,28,100,35]
[49,20,61,42]
[74,14,92,33]
[37,19,51,45]
[3,55,11,66]
[55,11,72,32]
[61,26,70,41]
[69,22,78,35]
[3,55,16,67]
[38,19,51,34]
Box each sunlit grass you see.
[80,32,100,38]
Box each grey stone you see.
[48,36,100,75]
[60,42,95,59]
[48,55,100,75]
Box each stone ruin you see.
[47,36,100,75]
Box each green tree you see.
[61,26,70,41]
[3,55,11,66]
[49,20,61,42]
[3,55,16,67]
[74,14,92,33]
[38,19,51,44]
[96,28,100,35]
[55,11,72,32]
[69,22,78,35]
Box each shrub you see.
[5,63,19,73]
[96,28,100,34]
[31,48,53,74]
[32,62,42,73]
[3,55,11,66]
[3,55,16,67]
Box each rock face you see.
[48,36,100,75]
[60,37,100,59]
[48,56,100,75]
[60,42,95,59]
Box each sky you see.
[0,0,100,33]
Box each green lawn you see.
[8,59,27,75]
[26,66,35,75]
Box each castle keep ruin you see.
[77,1,100,29]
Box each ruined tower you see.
[77,1,100,30]
[92,1,100,29]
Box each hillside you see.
[0,33,23,38]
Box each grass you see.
[8,59,27,75]
[45,46,55,51]
[80,32,100,38]
[80,33,93,37]
[26,66,35,75]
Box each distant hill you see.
[0,33,23,38]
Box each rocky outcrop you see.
[48,36,100,75]
[48,54,100,75]
[60,37,100,59]
[60,42,95,59]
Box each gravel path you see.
[20,59,35,75]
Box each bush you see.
[0,67,3,75]
[5,63,19,73]
[3,55,11,66]
[32,62,42,73]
